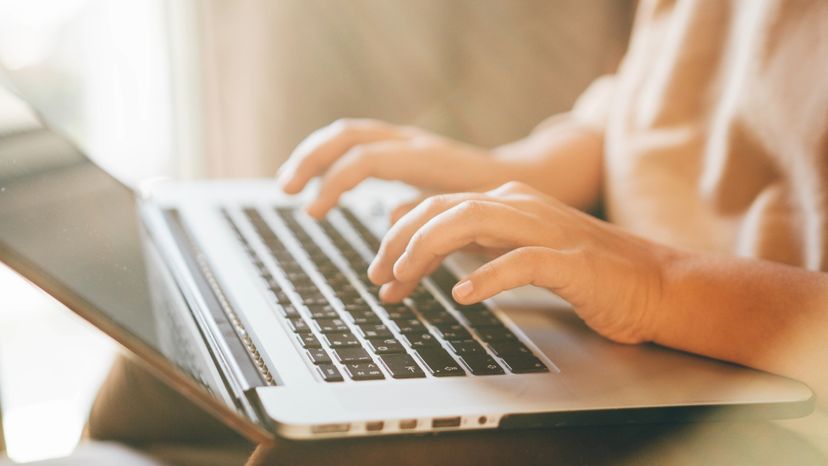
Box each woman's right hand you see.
[276,118,514,219]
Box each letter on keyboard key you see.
[501,355,549,374]
[344,362,385,381]
[334,347,372,363]
[416,348,465,377]
[459,354,505,375]
[314,318,349,333]
[405,333,439,349]
[307,348,332,365]
[358,324,392,339]
[487,340,532,357]
[296,331,321,348]
[367,338,404,354]
[325,332,360,348]
[476,326,518,342]
[393,319,425,334]
[317,364,344,382]
[288,317,310,332]
[379,354,426,379]
[447,340,485,355]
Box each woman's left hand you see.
[367,181,682,344]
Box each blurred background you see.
[0,0,633,462]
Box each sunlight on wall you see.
[0,0,175,186]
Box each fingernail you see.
[304,202,324,219]
[453,280,474,300]
[392,253,410,281]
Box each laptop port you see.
[399,419,418,430]
[431,417,461,428]
[365,421,384,432]
[311,423,350,434]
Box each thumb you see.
[451,246,582,304]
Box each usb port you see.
[399,419,418,430]
[431,417,461,428]
[365,421,384,432]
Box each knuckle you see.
[345,144,373,164]
[456,199,485,218]
[329,118,356,134]
[479,261,501,282]
[496,180,530,194]
[421,194,452,213]
[408,229,428,251]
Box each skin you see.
[277,118,828,397]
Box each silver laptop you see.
[0,87,813,444]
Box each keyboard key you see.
[346,307,378,317]
[476,326,519,343]
[404,332,439,349]
[350,314,382,325]
[425,314,460,327]
[306,303,337,316]
[288,317,310,332]
[318,364,344,382]
[379,354,426,379]
[358,324,392,339]
[447,340,485,355]
[434,325,471,341]
[334,347,372,363]
[501,355,548,374]
[278,304,301,318]
[307,348,332,365]
[463,313,502,327]
[314,318,349,333]
[460,354,505,376]
[384,307,417,320]
[325,332,361,348]
[344,362,385,380]
[487,340,532,357]
[367,338,405,354]
[296,331,321,348]
[416,348,465,377]
[393,319,425,334]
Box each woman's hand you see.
[368,181,681,344]
[276,118,515,219]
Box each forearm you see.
[654,252,828,394]
[492,122,604,211]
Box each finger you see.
[389,197,425,225]
[378,280,419,303]
[304,140,424,218]
[378,257,442,302]
[277,119,408,194]
[452,246,581,304]
[392,201,559,283]
[367,192,487,284]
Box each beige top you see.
[568,0,828,271]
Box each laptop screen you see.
[0,86,242,425]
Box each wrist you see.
[643,246,695,345]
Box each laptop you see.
[0,84,813,444]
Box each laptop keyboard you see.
[224,206,549,383]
